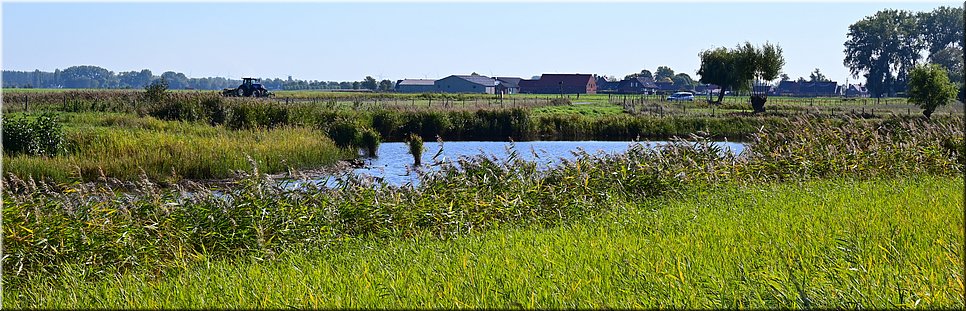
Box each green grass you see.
[6,176,962,309]
[532,103,625,117]
[3,113,351,182]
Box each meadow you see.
[3,114,963,308]
[1,88,963,308]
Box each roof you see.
[632,77,658,88]
[450,75,498,86]
[776,80,839,94]
[496,77,522,88]
[397,79,435,86]
[523,74,595,87]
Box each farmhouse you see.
[434,75,498,94]
[519,74,597,94]
[843,84,870,98]
[616,76,658,94]
[495,77,522,95]
[596,76,620,93]
[774,81,840,97]
[395,79,436,93]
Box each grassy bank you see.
[5,176,962,308]
[2,113,352,183]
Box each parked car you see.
[667,92,695,101]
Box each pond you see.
[297,140,745,188]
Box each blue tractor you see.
[222,78,272,97]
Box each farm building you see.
[654,80,682,94]
[774,81,840,97]
[495,77,522,95]
[843,84,870,98]
[616,76,658,94]
[434,75,498,94]
[518,74,597,94]
[395,79,436,93]
[596,76,620,93]
[693,84,720,95]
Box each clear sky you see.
[2,1,957,83]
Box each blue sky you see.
[2,1,956,83]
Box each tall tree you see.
[378,79,394,92]
[655,66,675,81]
[844,9,924,97]
[671,73,694,89]
[809,68,830,82]
[917,6,964,54]
[362,76,378,90]
[697,47,738,104]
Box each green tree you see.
[809,68,830,82]
[362,76,378,90]
[907,64,958,119]
[844,9,924,97]
[917,6,964,55]
[698,42,784,112]
[671,73,694,89]
[780,73,791,81]
[352,81,361,90]
[378,79,394,92]
[624,69,653,80]
[655,66,675,81]
[144,78,169,103]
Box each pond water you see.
[297,140,745,188]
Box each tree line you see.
[844,6,963,98]
[2,66,395,91]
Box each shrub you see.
[144,78,168,104]
[2,115,33,155]
[405,133,424,166]
[328,121,359,149]
[1,114,65,156]
[358,128,381,157]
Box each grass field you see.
[5,176,962,309]
[2,112,352,183]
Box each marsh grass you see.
[4,176,962,309]
[2,115,961,294]
[2,113,351,183]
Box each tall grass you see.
[2,114,351,182]
[2,115,961,293]
[4,176,962,308]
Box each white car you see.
[667,92,695,101]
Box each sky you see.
[1,1,958,83]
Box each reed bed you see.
[3,115,351,183]
[2,115,961,295]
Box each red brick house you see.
[519,74,597,94]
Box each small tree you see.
[145,78,168,103]
[907,63,958,118]
[698,42,784,112]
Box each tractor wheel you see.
[237,88,245,97]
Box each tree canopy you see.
[698,41,784,112]
[907,64,958,118]
[844,6,962,97]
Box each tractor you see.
[222,78,272,97]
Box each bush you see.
[2,114,65,157]
[405,133,424,166]
[144,78,168,104]
[358,128,381,157]
[328,121,359,149]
